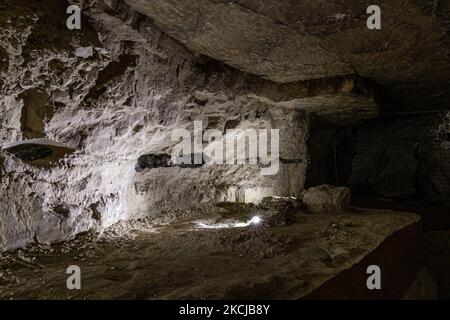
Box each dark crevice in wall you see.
[305,118,356,188]
[13,0,102,58]
[0,46,7,72]
[135,152,303,173]
[84,54,138,103]
[19,88,53,139]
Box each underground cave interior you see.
[1,0,450,300]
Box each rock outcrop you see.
[302,185,351,213]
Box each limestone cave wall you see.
[0,0,311,250]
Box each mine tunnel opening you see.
[305,119,356,189]
[306,114,450,232]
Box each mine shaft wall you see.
[0,0,311,250]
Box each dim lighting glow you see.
[250,215,262,225]
[194,216,264,230]
[195,221,250,229]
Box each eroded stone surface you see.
[0,208,420,299]
[125,0,450,110]
[0,0,367,250]
[6,0,450,254]
[301,184,351,214]
[0,0,383,249]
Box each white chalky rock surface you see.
[0,0,376,250]
[0,1,307,250]
[302,185,352,214]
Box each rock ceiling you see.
[125,0,450,111]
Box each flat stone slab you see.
[3,138,75,167]
[0,207,422,299]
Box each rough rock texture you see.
[1,0,448,266]
[125,0,450,110]
[0,208,420,299]
[0,0,380,250]
[301,185,351,214]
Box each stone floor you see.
[0,207,427,300]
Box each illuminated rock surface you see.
[0,0,379,249]
[0,208,425,299]
[0,0,449,299]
